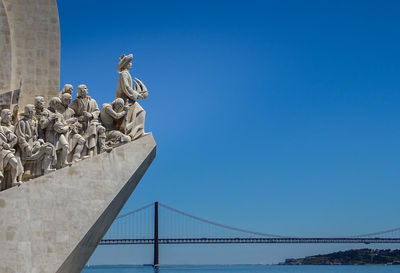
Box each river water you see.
[82,265,400,273]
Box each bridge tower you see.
[154,201,159,267]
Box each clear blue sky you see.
[57,0,400,265]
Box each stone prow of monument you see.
[0,134,156,273]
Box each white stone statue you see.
[43,97,71,169]
[15,104,56,180]
[59,93,86,163]
[59,93,76,122]
[0,109,23,188]
[34,96,47,140]
[70,84,111,157]
[0,52,152,190]
[60,84,74,96]
[115,54,149,140]
[100,98,130,146]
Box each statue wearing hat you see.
[115,54,149,140]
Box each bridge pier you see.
[154,202,159,267]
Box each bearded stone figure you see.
[0,109,23,189]
[15,104,56,180]
[115,54,149,140]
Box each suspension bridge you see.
[99,202,400,266]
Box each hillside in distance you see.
[280,249,400,265]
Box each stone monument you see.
[0,0,60,109]
[0,1,156,272]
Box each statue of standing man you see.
[115,54,149,140]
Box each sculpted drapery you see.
[0,52,150,191]
[115,54,149,140]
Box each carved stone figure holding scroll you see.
[15,104,56,180]
[100,98,130,146]
[115,54,149,140]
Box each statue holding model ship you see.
[0,53,149,190]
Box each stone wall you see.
[0,0,60,108]
[0,0,11,92]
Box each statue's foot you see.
[101,147,113,153]
[62,162,72,168]
[12,181,22,187]
[132,132,149,141]
[44,168,56,174]
[72,157,81,163]
[73,155,90,163]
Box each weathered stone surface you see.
[0,0,60,108]
[0,134,156,273]
[0,0,11,92]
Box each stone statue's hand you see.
[25,146,32,157]
[13,104,19,113]
[2,143,10,150]
[38,139,45,145]
[78,116,86,123]
[83,111,92,119]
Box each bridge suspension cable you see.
[116,203,154,219]
[352,227,400,238]
[110,202,400,239]
[101,201,400,267]
[158,202,291,238]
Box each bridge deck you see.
[100,237,400,245]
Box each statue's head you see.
[77,84,88,98]
[24,104,35,118]
[97,126,106,134]
[113,98,125,111]
[1,109,12,122]
[49,97,62,112]
[117,54,133,72]
[61,93,72,107]
[34,96,45,109]
[61,84,73,95]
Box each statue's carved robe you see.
[15,118,55,178]
[70,96,100,150]
[0,125,23,189]
[34,108,48,140]
[115,70,147,140]
[41,110,68,151]
[59,107,84,155]
[0,130,16,189]
[100,103,129,146]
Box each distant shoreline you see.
[279,249,400,265]
[84,262,400,268]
